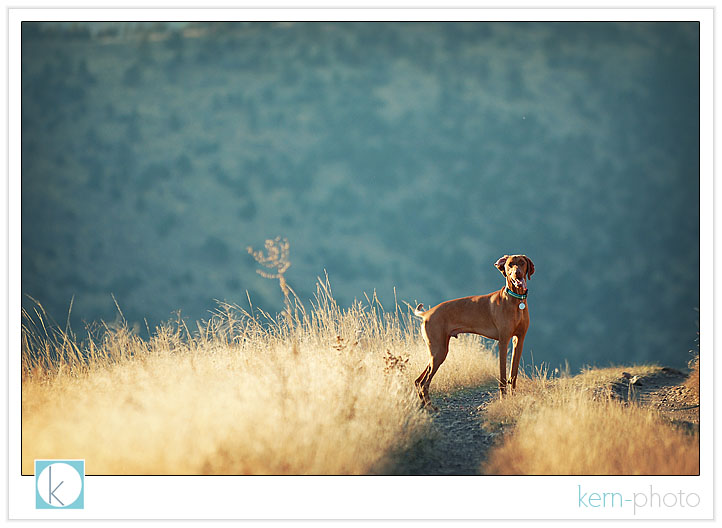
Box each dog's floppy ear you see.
[494,256,509,276]
[524,256,535,279]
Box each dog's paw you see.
[420,401,439,412]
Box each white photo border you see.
[7,5,714,521]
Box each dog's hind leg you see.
[419,341,449,410]
[414,320,434,406]
[414,364,431,403]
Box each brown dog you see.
[413,254,535,408]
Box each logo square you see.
[35,460,85,509]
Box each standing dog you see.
[414,255,534,408]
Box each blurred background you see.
[20,21,700,371]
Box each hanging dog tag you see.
[519,302,525,310]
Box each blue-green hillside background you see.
[21,22,700,370]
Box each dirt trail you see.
[385,385,499,475]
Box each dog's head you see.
[495,254,534,292]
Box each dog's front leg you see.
[498,336,510,397]
[509,334,525,391]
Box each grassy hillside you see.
[20,22,700,370]
[22,278,499,475]
[21,278,698,476]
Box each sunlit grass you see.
[21,278,498,475]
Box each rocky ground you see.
[607,367,700,434]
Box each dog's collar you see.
[505,287,528,300]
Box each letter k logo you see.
[47,465,65,506]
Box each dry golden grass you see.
[482,365,699,475]
[22,279,498,475]
[686,354,700,399]
[482,364,662,427]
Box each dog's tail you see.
[413,303,426,318]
